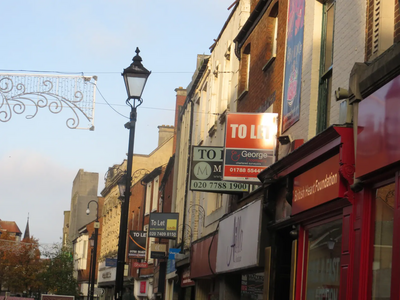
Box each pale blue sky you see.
[0,0,235,245]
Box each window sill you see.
[262,56,276,72]
[144,213,150,216]
[237,90,248,102]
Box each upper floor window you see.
[152,176,159,212]
[368,0,394,60]
[270,3,279,59]
[317,0,335,134]
[239,43,251,97]
[145,182,152,215]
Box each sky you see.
[0,0,235,246]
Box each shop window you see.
[305,218,342,299]
[316,0,335,134]
[275,186,291,222]
[371,182,395,299]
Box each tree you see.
[0,233,43,296]
[40,243,79,297]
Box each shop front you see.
[215,199,267,300]
[258,126,355,300]
[134,279,153,299]
[98,261,116,300]
[190,231,218,300]
[348,49,400,299]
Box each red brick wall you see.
[128,180,146,232]
[237,0,286,136]
[250,0,261,12]
[395,1,400,43]
[161,165,174,214]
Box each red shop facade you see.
[258,126,355,300]
[348,45,400,300]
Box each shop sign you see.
[357,74,400,177]
[167,248,180,274]
[292,154,345,215]
[132,262,148,268]
[190,146,249,193]
[181,266,195,287]
[128,231,146,258]
[151,243,167,259]
[105,258,117,267]
[223,113,277,182]
[149,212,179,239]
[98,261,116,284]
[282,0,305,132]
[216,200,262,273]
[241,273,264,300]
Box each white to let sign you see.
[190,146,248,193]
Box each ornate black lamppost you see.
[115,47,151,300]
[86,200,100,300]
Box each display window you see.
[304,218,342,300]
[371,182,395,299]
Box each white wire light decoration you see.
[0,73,97,130]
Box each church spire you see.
[23,214,30,241]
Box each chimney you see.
[158,125,174,147]
[174,87,187,152]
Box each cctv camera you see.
[335,87,349,101]
[351,179,364,193]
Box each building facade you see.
[98,126,174,299]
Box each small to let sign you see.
[190,146,249,193]
[148,213,179,239]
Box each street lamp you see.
[87,200,99,300]
[87,234,95,300]
[115,47,151,300]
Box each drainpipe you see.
[181,99,194,253]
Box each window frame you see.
[316,0,335,134]
[151,176,159,212]
[145,181,152,215]
[362,177,399,299]
[296,214,343,299]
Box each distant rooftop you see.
[0,220,22,235]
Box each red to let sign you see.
[292,154,345,215]
[133,262,148,268]
[223,113,278,182]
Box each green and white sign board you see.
[190,146,249,193]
